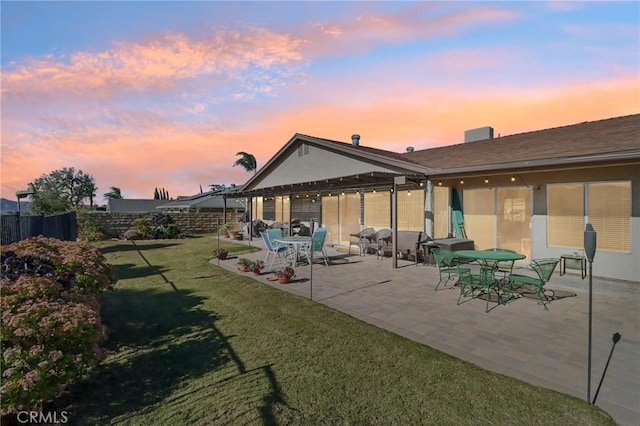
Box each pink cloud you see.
[1,29,304,101]
[2,73,637,201]
[305,4,518,56]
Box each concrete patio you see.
[213,238,640,426]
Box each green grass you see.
[55,235,614,425]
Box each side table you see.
[560,254,586,279]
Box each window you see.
[274,195,290,222]
[364,191,390,230]
[464,187,531,258]
[338,193,360,244]
[433,186,449,238]
[252,196,263,220]
[464,188,496,249]
[587,182,631,252]
[397,189,424,231]
[547,181,630,252]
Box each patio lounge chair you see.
[365,228,392,259]
[300,228,329,266]
[508,258,559,310]
[348,227,375,255]
[261,231,289,270]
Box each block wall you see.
[88,211,244,238]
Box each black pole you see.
[217,217,221,267]
[584,223,597,405]
[17,198,22,241]
[588,258,593,404]
[310,240,313,301]
[593,332,622,404]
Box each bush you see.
[123,214,181,240]
[0,237,114,415]
[1,237,117,294]
[76,209,106,242]
[1,276,104,415]
[131,218,151,238]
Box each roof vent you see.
[406,146,414,153]
[351,134,360,146]
[464,126,494,143]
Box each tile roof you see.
[402,114,640,171]
[107,199,167,213]
[294,134,422,164]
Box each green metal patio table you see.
[454,249,527,308]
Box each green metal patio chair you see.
[483,248,518,293]
[456,260,500,312]
[431,247,470,290]
[508,258,559,310]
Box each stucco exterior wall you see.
[448,163,639,283]
[254,144,399,190]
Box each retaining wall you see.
[88,211,244,238]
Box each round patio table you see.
[273,236,312,266]
[454,249,527,304]
[454,250,526,262]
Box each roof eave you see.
[427,150,640,177]
[241,133,430,192]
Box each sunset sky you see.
[2,1,638,201]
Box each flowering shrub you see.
[0,237,114,415]
[122,214,181,240]
[276,266,295,280]
[212,248,228,260]
[1,276,105,415]
[1,236,117,294]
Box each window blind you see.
[547,184,584,248]
[588,181,631,252]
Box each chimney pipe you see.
[351,134,360,146]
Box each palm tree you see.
[103,187,123,199]
[233,152,257,174]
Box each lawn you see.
[54,235,614,425]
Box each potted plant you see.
[213,248,228,260]
[250,260,265,275]
[275,266,295,284]
[237,257,251,272]
[218,224,230,238]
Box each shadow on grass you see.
[52,287,295,424]
[99,242,181,254]
[115,263,171,280]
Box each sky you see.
[1,1,639,201]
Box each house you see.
[238,114,640,282]
[157,186,246,213]
[106,199,167,213]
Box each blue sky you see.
[2,1,638,199]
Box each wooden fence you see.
[1,211,77,245]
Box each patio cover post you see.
[288,192,293,236]
[392,176,406,269]
[223,195,227,225]
[425,180,434,239]
[247,197,253,242]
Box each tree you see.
[30,167,98,215]
[103,187,123,200]
[233,152,257,174]
[153,187,169,200]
